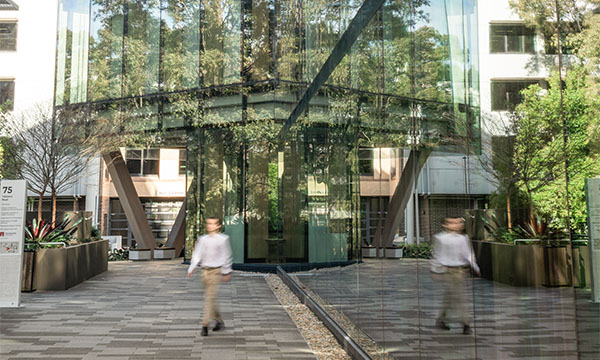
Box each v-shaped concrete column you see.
[165,198,186,257]
[375,148,432,251]
[102,151,156,250]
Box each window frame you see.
[358,148,375,177]
[489,23,535,54]
[0,20,17,51]
[178,149,187,176]
[124,148,160,176]
[490,79,546,112]
[0,79,15,110]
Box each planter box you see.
[34,240,109,291]
[543,246,571,287]
[473,241,577,287]
[362,247,377,258]
[385,247,403,258]
[21,250,36,292]
[129,248,152,261]
[154,247,176,260]
[572,245,591,288]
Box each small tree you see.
[513,68,598,233]
[2,105,54,222]
[469,113,522,231]
[3,104,101,225]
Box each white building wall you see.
[405,0,557,241]
[478,0,551,133]
[1,1,101,219]
[417,0,554,197]
[0,0,58,112]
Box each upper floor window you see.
[491,79,546,111]
[359,149,374,176]
[0,79,14,110]
[179,149,186,176]
[125,149,160,176]
[0,1,19,11]
[0,21,17,51]
[490,24,535,53]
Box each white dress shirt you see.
[432,231,479,273]
[187,232,233,275]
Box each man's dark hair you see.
[205,216,221,225]
[443,216,463,225]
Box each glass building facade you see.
[54,1,598,359]
[55,0,480,264]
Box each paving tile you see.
[298,259,600,360]
[0,260,315,360]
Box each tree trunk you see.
[37,193,43,223]
[51,188,57,229]
[528,198,535,228]
[506,187,513,231]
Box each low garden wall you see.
[34,240,108,291]
[472,241,591,287]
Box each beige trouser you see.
[202,268,223,327]
[438,266,469,325]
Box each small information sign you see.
[0,180,28,307]
[585,178,600,303]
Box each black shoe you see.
[213,320,224,331]
[201,326,208,336]
[463,325,472,335]
[436,320,450,331]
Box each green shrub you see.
[402,243,432,259]
[91,226,100,239]
[24,215,81,248]
[108,248,129,261]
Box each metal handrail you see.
[276,265,372,360]
[38,242,68,248]
[513,238,576,246]
[513,239,542,245]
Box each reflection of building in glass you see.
[54,0,480,264]
[103,148,187,248]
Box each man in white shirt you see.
[187,217,232,336]
[431,217,479,335]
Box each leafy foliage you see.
[108,248,130,261]
[402,243,432,259]
[481,212,519,243]
[513,213,565,241]
[24,215,82,248]
[514,68,599,233]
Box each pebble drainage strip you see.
[290,274,394,360]
[265,274,351,360]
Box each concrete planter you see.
[21,250,36,292]
[129,248,152,261]
[572,245,591,288]
[34,240,109,291]
[154,247,176,260]
[472,241,585,287]
[385,247,403,258]
[362,247,377,258]
[543,246,571,287]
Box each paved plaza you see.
[298,259,600,360]
[1,258,598,360]
[0,260,315,360]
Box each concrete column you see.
[382,148,432,249]
[165,199,186,257]
[405,195,415,245]
[102,151,156,250]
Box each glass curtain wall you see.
[56,0,90,105]
[54,2,595,358]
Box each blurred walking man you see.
[431,217,480,335]
[187,217,232,336]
